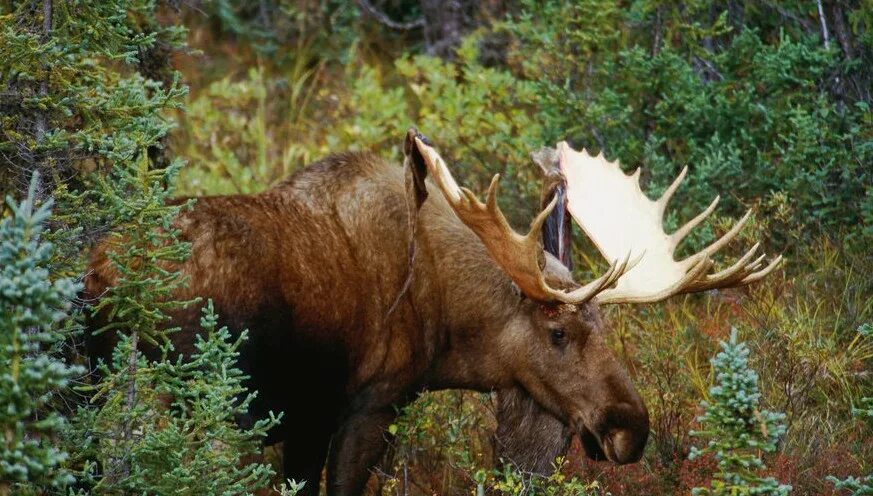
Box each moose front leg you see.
[326,408,395,496]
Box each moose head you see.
[409,132,782,464]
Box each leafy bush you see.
[380,390,493,493]
[502,0,873,248]
[475,458,606,496]
[176,35,547,223]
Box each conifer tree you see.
[0,174,84,495]
[826,397,872,494]
[690,328,792,495]
[0,0,187,201]
[0,2,282,493]
[78,158,196,490]
[73,301,280,494]
[134,301,279,493]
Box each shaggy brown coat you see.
[85,147,647,496]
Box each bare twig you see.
[32,0,53,202]
[114,329,139,484]
[693,55,724,82]
[651,5,663,57]
[356,0,424,30]
[35,0,51,146]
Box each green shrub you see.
[475,459,606,496]
[502,1,873,249]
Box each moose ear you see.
[532,147,574,270]
[531,146,558,175]
[388,128,432,317]
[403,127,429,210]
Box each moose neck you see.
[415,206,522,392]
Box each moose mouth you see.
[575,418,647,465]
[579,426,610,461]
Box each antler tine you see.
[746,253,768,271]
[565,251,636,302]
[477,172,560,246]
[697,209,753,258]
[681,243,763,293]
[608,251,644,289]
[711,255,777,291]
[529,194,559,241]
[671,195,720,246]
[413,137,613,306]
[738,255,783,285]
[485,174,501,211]
[713,243,762,276]
[596,255,713,304]
[656,166,688,219]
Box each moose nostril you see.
[607,428,647,464]
[596,402,650,464]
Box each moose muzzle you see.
[576,381,649,465]
[578,396,650,464]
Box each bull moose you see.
[85,129,781,495]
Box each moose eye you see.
[550,328,567,347]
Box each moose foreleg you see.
[326,408,395,496]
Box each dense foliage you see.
[68,302,281,494]
[0,174,82,495]
[1,0,282,494]
[0,0,870,494]
[0,0,186,203]
[503,0,873,246]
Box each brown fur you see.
[84,149,648,495]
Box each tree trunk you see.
[420,0,469,59]
[827,1,855,60]
[32,0,53,201]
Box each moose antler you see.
[558,142,782,304]
[414,137,635,305]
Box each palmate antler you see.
[414,137,635,305]
[413,136,781,307]
[558,143,782,304]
